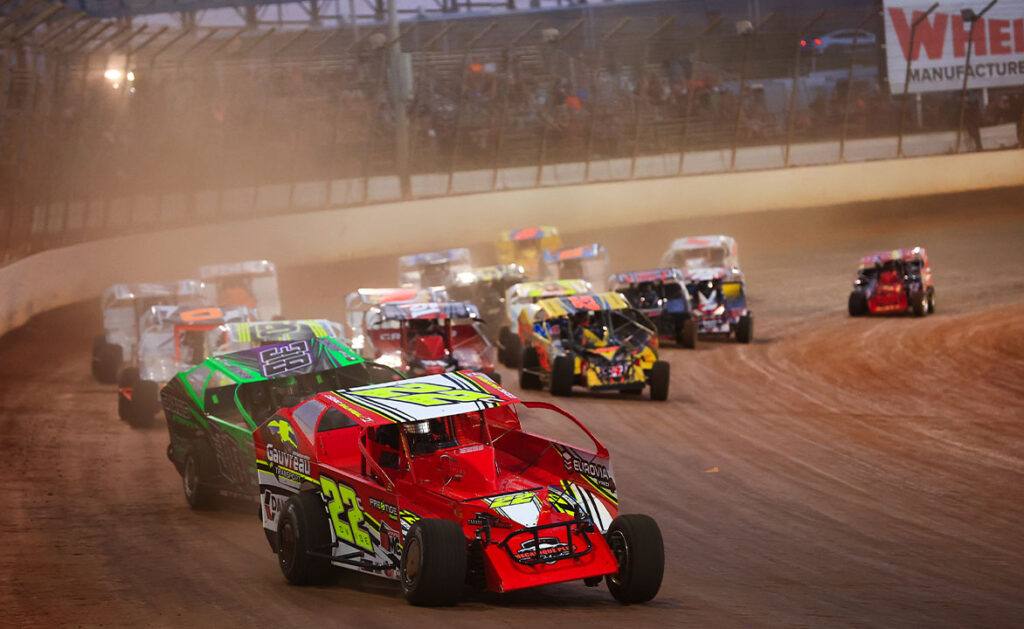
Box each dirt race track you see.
[2,187,1023,628]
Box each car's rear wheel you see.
[676,318,697,349]
[92,335,122,383]
[183,442,216,510]
[648,361,670,401]
[401,519,466,606]
[128,379,159,427]
[550,355,575,397]
[519,347,543,390]
[117,367,139,422]
[848,291,868,317]
[503,333,522,369]
[911,291,927,317]
[606,514,665,604]
[735,314,753,343]
[278,492,333,585]
[926,289,935,314]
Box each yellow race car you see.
[496,226,561,279]
[516,292,669,400]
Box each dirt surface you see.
[2,187,1023,628]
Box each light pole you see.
[784,10,825,167]
[388,0,412,198]
[896,2,938,157]
[839,11,877,162]
[956,0,998,153]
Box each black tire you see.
[926,289,935,314]
[117,367,139,422]
[676,318,697,349]
[92,335,121,383]
[182,441,217,510]
[128,379,159,427]
[278,492,334,585]
[497,327,513,366]
[735,314,753,344]
[484,371,502,386]
[848,291,868,317]
[519,347,543,390]
[605,514,665,605]
[550,354,575,397]
[911,291,926,317]
[503,333,522,369]
[648,360,670,401]
[401,519,467,606]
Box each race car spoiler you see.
[105,280,205,302]
[398,248,471,268]
[501,226,559,242]
[610,268,685,285]
[543,244,604,263]
[858,246,927,267]
[198,260,276,279]
[454,264,526,285]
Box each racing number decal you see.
[486,492,536,508]
[567,295,600,311]
[355,382,496,407]
[320,477,373,552]
[258,341,313,378]
[180,307,224,322]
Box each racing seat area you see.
[412,334,448,361]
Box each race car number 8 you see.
[320,477,373,552]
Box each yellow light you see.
[104,69,122,81]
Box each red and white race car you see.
[254,372,664,606]
[684,267,753,343]
[363,301,500,383]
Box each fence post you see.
[362,49,390,204]
[583,18,630,183]
[784,11,825,167]
[729,28,753,171]
[839,12,877,162]
[896,2,938,157]
[491,21,540,191]
[629,17,674,180]
[956,0,998,153]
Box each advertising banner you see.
[883,0,1024,93]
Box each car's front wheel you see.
[278,492,333,585]
[677,318,697,349]
[735,314,753,343]
[910,291,927,317]
[550,355,575,397]
[648,361,670,401]
[182,442,215,510]
[401,519,466,606]
[606,514,665,604]
[848,291,868,317]
[519,347,543,390]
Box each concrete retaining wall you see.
[3,149,1022,337]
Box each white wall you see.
[2,150,1022,336]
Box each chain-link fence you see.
[3,1,1023,265]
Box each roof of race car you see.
[195,336,364,385]
[858,247,927,267]
[218,319,344,343]
[682,267,733,283]
[535,292,631,317]
[378,301,479,321]
[666,235,735,251]
[319,371,516,427]
[499,226,559,242]
[509,279,592,299]
[456,264,526,284]
[398,248,471,268]
[105,280,204,301]
[198,260,276,279]
[147,304,255,326]
[345,287,427,308]
[611,268,686,285]
[543,243,605,263]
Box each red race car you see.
[849,247,935,316]
[253,372,664,606]
[364,301,501,383]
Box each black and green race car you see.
[162,337,401,509]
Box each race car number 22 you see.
[320,477,373,552]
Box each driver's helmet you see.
[409,319,439,334]
[421,261,449,287]
[403,421,431,436]
[572,311,590,328]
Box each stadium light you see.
[103,68,121,81]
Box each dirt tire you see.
[278,492,333,586]
[550,355,575,397]
[848,291,868,317]
[117,367,139,422]
[735,314,753,344]
[519,347,543,390]
[401,519,467,606]
[128,379,159,427]
[911,291,926,317]
[605,514,665,604]
[182,441,217,510]
[648,361,670,401]
[503,333,522,369]
[92,336,121,383]
[927,289,935,314]
[676,318,697,349]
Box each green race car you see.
[162,337,401,509]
